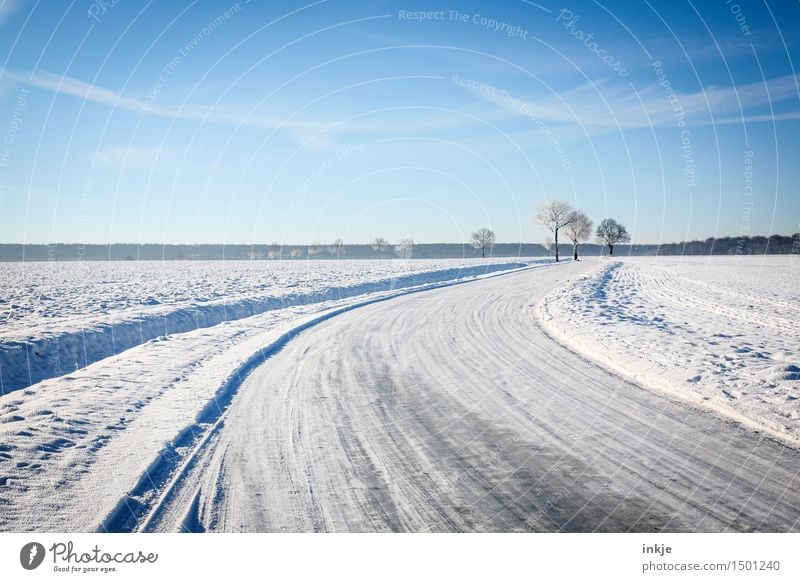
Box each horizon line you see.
[1,233,797,247]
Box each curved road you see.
[141,262,800,532]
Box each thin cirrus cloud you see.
[0,69,483,137]
[463,74,800,130]
[0,0,24,26]
[5,67,797,148]
[1,69,332,132]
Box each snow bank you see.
[538,256,800,446]
[0,258,532,394]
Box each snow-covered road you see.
[134,261,800,533]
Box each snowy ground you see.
[538,256,800,446]
[0,258,547,531]
[0,258,531,393]
[100,261,800,533]
[2,256,798,532]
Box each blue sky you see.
[0,0,798,245]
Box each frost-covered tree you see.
[563,211,593,261]
[328,238,345,257]
[543,236,554,256]
[372,237,389,258]
[268,241,282,260]
[395,238,413,259]
[470,228,495,258]
[534,199,575,262]
[595,218,631,256]
[289,248,303,259]
[308,242,321,257]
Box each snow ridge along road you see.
[0,259,531,394]
[539,257,800,446]
[124,260,800,533]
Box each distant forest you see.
[0,234,797,261]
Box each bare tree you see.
[328,238,345,257]
[372,237,389,258]
[268,241,282,260]
[543,236,554,257]
[534,199,575,262]
[563,211,593,261]
[289,248,303,259]
[395,238,413,259]
[470,228,495,258]
[595,218,631,256]
[308,242,321,257]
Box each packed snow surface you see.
[538,256,800,445]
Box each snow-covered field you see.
[0,258,532,394]
[538,256,800,445]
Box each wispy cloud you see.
[8,66,794,149]
[1,69,478,138]
[464,74,800,129]
[7,69,150,111]
[646,27,800,66]
[3,69,330,132]
[0,0,24,26]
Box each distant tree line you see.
[653,234,799,255]
[0,233,796,261]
